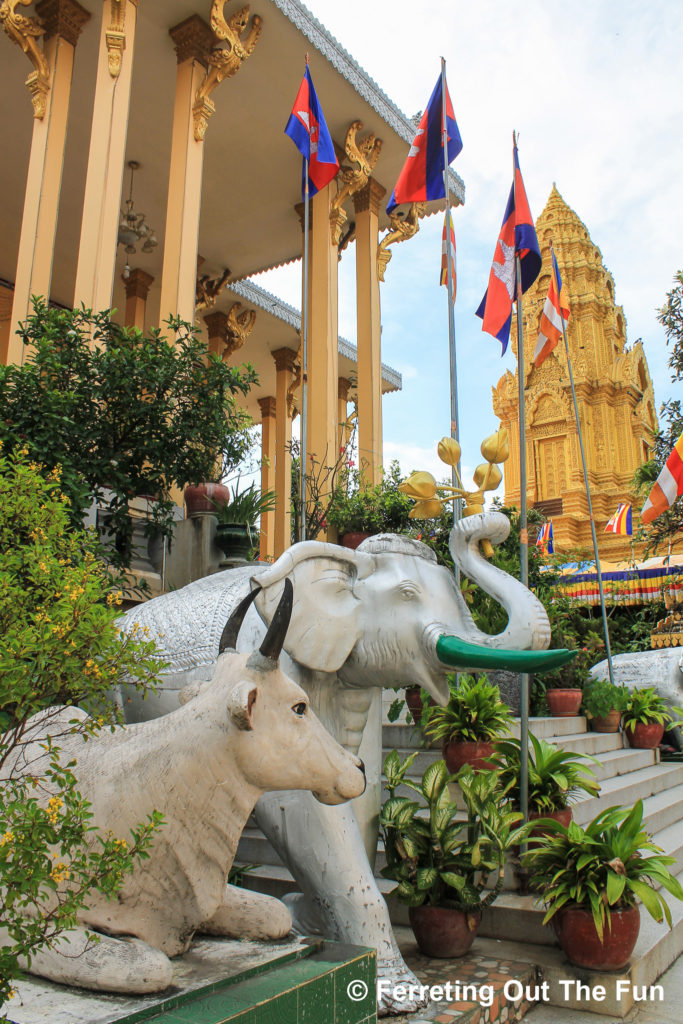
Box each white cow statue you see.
[1,581,366,994]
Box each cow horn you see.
[435,635,577,674]
[219,585,262,654]
[258,578,293,662]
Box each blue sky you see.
[256,0,683,491]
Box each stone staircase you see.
[236,709,683,1018]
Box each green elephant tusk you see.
[436,636,577,674]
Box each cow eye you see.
[292,701,307,717]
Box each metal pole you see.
[552,243,615,686]
[440,58,461,518]
[300,157,310,542]
[513,132,530,838]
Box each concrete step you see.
[542,729,625,755]
[589,746,656,782]
[235,826,284,868]
[570,762,683,824]
[382,715,590,750]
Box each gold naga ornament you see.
[399,428,510,557]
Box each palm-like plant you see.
[380,750,531,909]
[486,733,600,813]
[622,687,682,729]
[424,674,511,744]
[522,801,683,940]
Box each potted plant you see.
[424,674,511,772]
[326,461,413,548]
[582,678,629,733]
[486,732,600,831]
[381,751,532,957]
[622,687,683,749]
[522,801,683,970]
[542,627,604,717]
[212,484,277,561]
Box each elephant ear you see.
[252,542,375,672]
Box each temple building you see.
[492,185,657,562]
[0,0,463,567]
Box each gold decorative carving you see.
[330,121,382,245]
[105,0,126,78]
[122,267,154,301]
[169,14,213,66]
[223,301,256,357]
[258,395,276,419]
[1,0,50,118]
[376,202,425,281]
[272,346,299,418]
[36,0,90,48]
[196,265,231,311]
[193,2,262,142]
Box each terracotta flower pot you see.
[404,686,436,726]
[409,905,481,958]
[341,531,371,550]
[528,806,572,839]
[546,689,583,717]
[552,905,640,970]
[184,482,231,516]
[591,709,622,733]
[443,740,494,773]
[624,721,665,749]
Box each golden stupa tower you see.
[492,186,657,561]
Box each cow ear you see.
[228,681,257,731]
[253,545,375,672]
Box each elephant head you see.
[251,510,574,705]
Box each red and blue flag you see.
[536,521,554,555]
[605,503,632,536]
[476,142,541,354]
[386,72,462,214]
[285,65,339,199]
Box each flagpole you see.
[551,242,615,686]
[300,159,310,543]
[512,131,530,843]
[440,57,461,511]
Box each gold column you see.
[123,267,154,330]
[353,178,386,485]
[73,0,138,314]
[204,309,228,358]
[7,0,90,363]
[0,286,12,364]
[338,376,351,452]
[258,395,276,562]
[272,346,297,557]
[159,16,213,324]
[307,180,339,494]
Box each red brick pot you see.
[591,709,622,733]
[404,686,436,726]
[409,905,481,958]
[528,806,572,839]
[443,740,494,773]
[184,482,231,516]
[552,905,640,970]
[624,721,665,749]
[341,531,371,550]
[546,689,583,717]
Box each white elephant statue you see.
[591,648,683,748]
[120,511,573,1015]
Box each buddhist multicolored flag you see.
[440,209,456,301]
[605,502,632,535]
[386,72,462,214]
[536,521,554,554]
[284,65,339,199]
[534,250,570,367]
[476,142,541,353]
[641,433,683,525]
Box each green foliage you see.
[380,751,531,910]
[581,678,629,719]
[425,674,511,744]
[522,801,683,940]
[212,483,277,527]
[0,302,257,569]
[622,687,683,729]
[326,460,414,535]
[0,447,166,1006]
[486,733,599,813]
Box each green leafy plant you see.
[380,751,531,909]
[522,801,683,940]
[0,302,257,569]
[326,461,414,535]
[486,733,599,813]
[581,678,629,720]
[212,483,277,526]
[622,687,683,729]
[0,447,165,1007]
[425,674,511,745]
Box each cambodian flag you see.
[476,142,541,354]
[285,65,339,199]
[386,72,462,214]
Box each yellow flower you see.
[399,471,437,501]
[473,463,502,490]
[46,796,64,825]
[437,437,461,468]
[0,830,15,846]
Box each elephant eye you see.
[398,581,419,601]
[292,701,308,717]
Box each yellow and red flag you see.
[605,502,632,535]
[641,433,683,524]
[533,249,570,367]
[440,209,456,301]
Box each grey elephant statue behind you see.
[591,648,683,749]
[120,511,570,1015]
